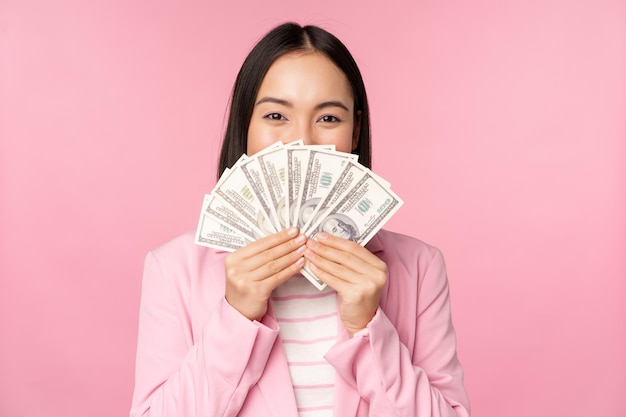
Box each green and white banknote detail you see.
[195,194,252,251]
[194,141,403,290]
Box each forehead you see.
[256,51,354,104]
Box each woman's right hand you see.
[224,227,306,321]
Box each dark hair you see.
[217,22,371,178]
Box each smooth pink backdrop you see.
[1,1,624,416]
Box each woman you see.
[130,22,471,417]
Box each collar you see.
[364,231,384,254]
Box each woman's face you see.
[247,51,359,155]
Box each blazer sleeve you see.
[325,248,471,417]
[129,251,279,417]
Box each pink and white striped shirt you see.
[271,274,338,417]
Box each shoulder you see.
[371,229,443,266]
[140,231,230,341]
[146,230,228,280]
[374,229,449,302]
[151,229,225,257]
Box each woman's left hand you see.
[304,232,387,336]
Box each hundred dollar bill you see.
[301,159,369,234]
[286,145,335,228]
[257,139,311,228]
[236,147,288,234]
[256,147,289,230]
[195,194,252,251]
[294,148,358,230]
[195,142,404,290]
[204,190,265,241]
[286,139,305,146]
[301,172,403,289]
[305,171,403,245]
[213,154,277,237]
[300,266,327,291]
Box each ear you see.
[352,110,362,151]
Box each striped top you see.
[271,274,338,417]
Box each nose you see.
[294,122,314,145]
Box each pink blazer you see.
[130,229,471,417]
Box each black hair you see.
[217,22,371,178]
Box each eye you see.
[319,115,341,123]
[264,112,287,121]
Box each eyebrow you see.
[255,97,350,111]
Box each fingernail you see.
[317,232,329,240]
[296,245,306,254]
[306,239,319,249]
[287,227,298,237]
[295,234,306,244]
[304,249,316,259]
[295,257,305,266]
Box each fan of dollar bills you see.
[194,140,403,289]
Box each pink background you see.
[1,0,624,416]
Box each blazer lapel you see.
[333,374,362,416]
[331,296,363,417]
[331,232,384,416]
[256,302,299,416]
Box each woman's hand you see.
[224,227,306,321]
[304,233,387,336]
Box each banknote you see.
[286,145,335,228]
[213,154,277,236]
[195,194,252,251]
[305,171,403,245]
[300,159,369,234]
[301,266,327,291]
[256,146,290,230]
[256,140,315,229]
[203,192,265,240]
[294,148,358,230]
[286,139,305,147]
[194,141,402,290]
